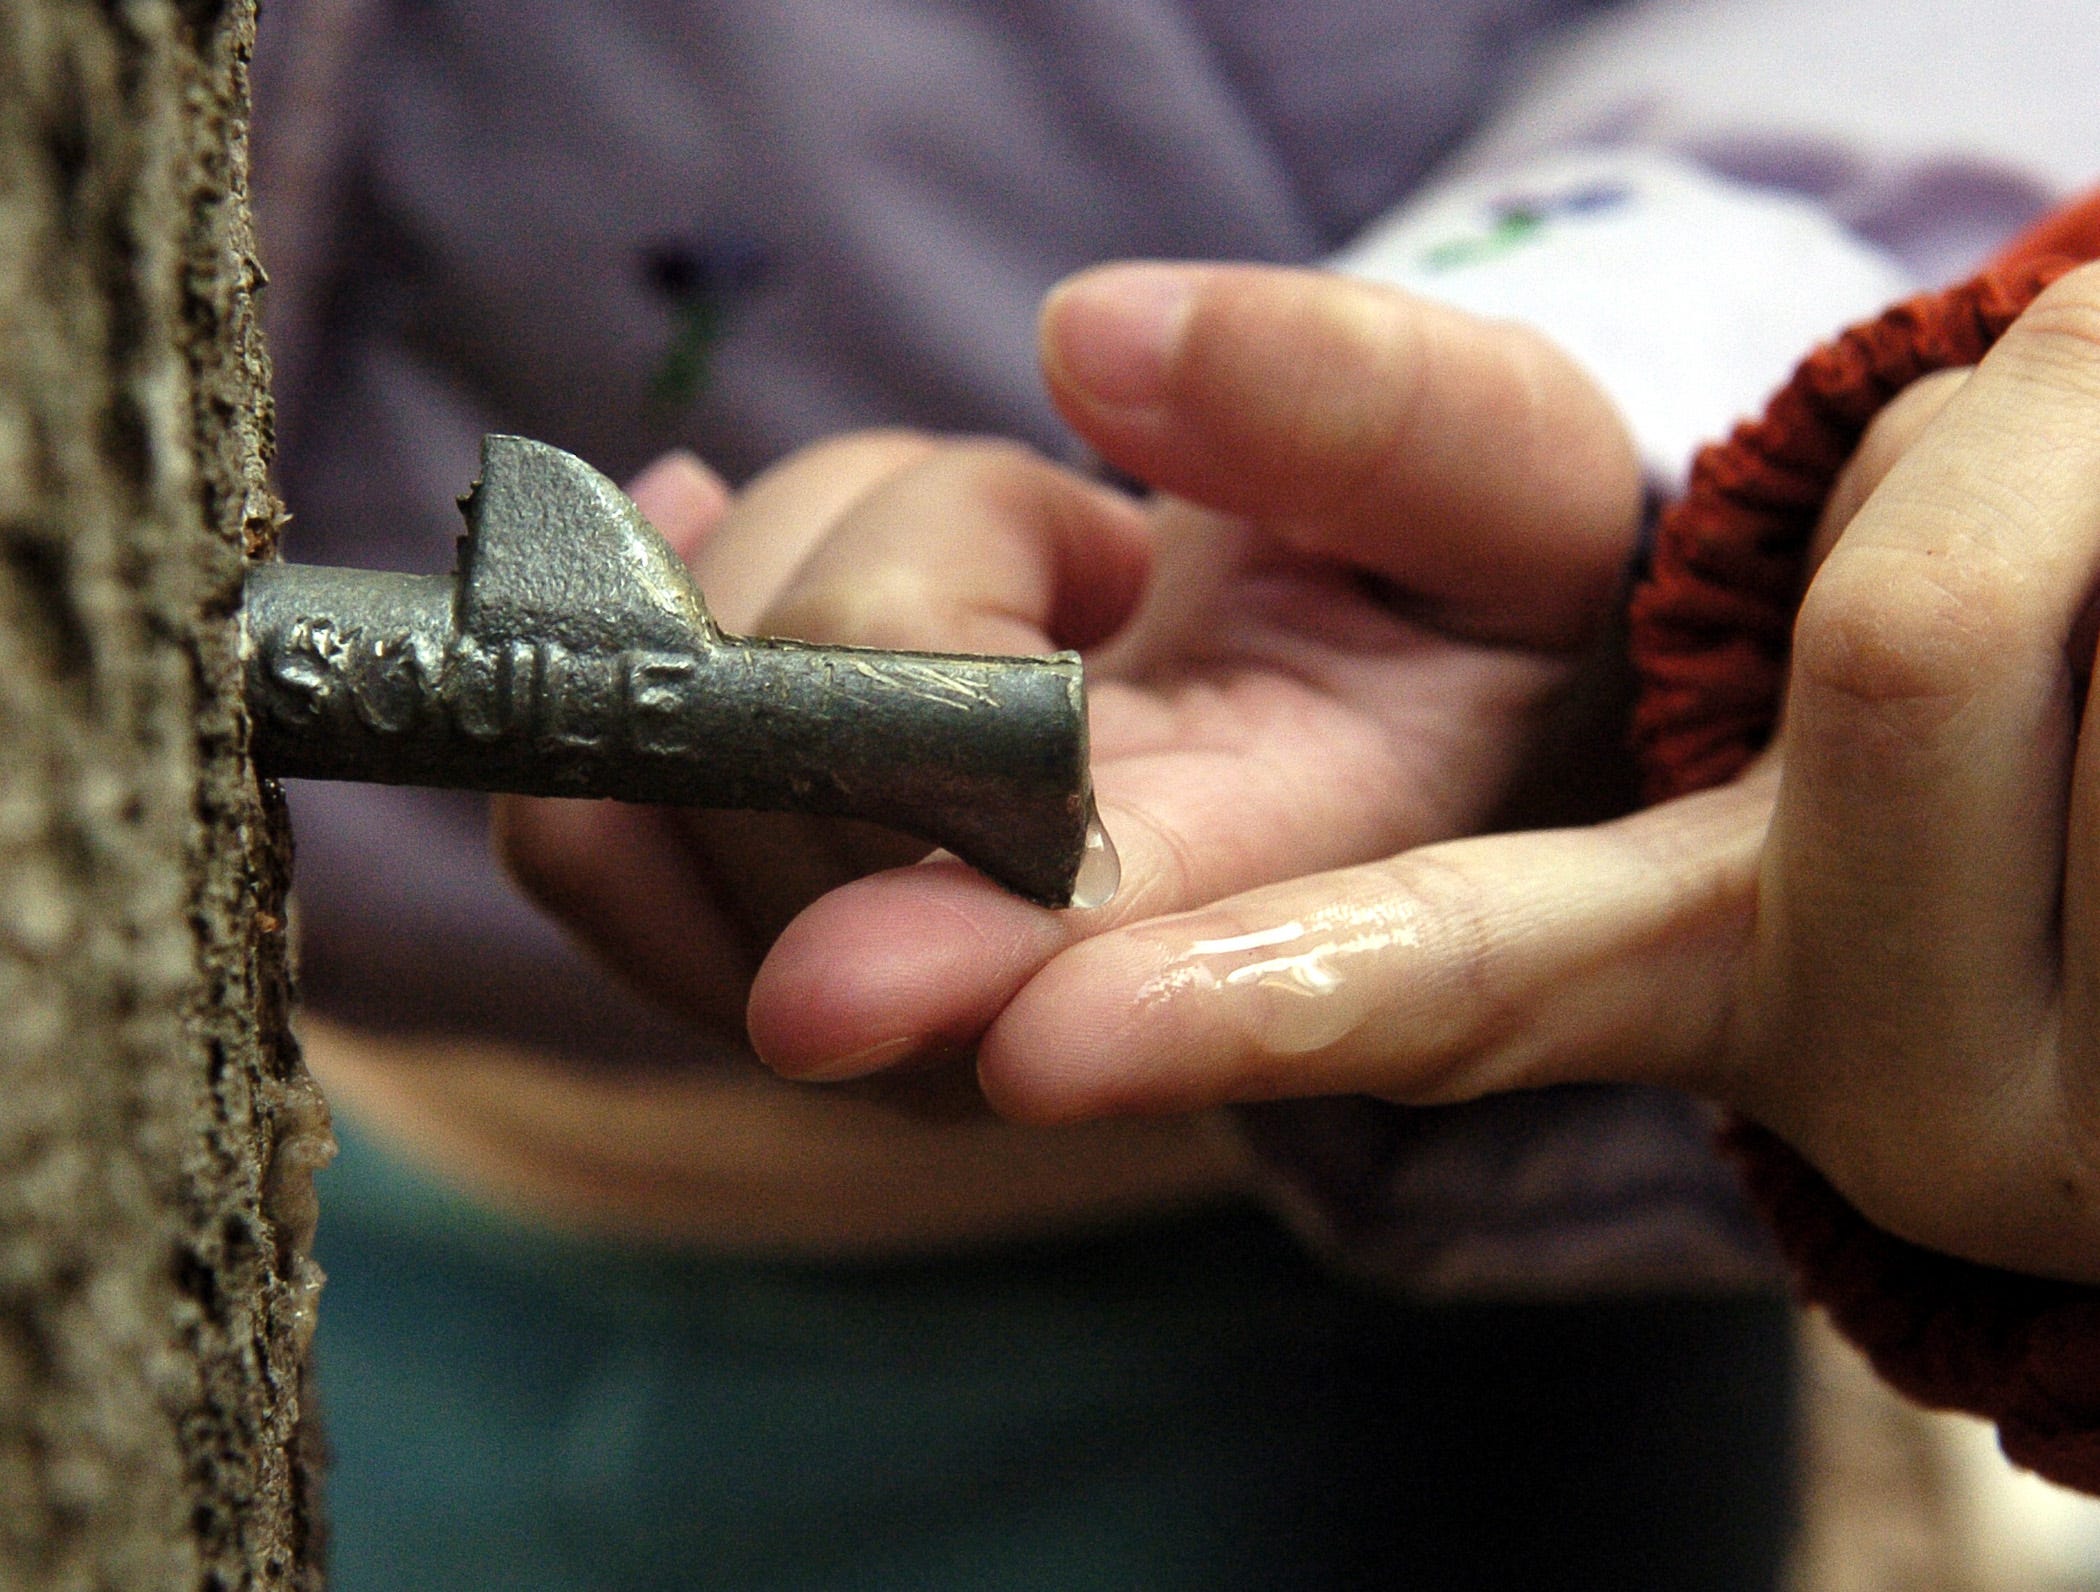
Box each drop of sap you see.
[1070,804,1121,910]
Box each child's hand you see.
[964,261,2100,1287]
[491,424,1155,1057]
[738,264,1639,1067]
[501,265,1643,1086]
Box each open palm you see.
[739,264,1641,1078]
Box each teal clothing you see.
[315,1123,1798,1590]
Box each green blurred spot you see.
[1419,209,1546,274]
[649,296,729,412]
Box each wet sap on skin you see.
[1134,898,1427,1054]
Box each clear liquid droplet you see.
[1070,804,1121,910]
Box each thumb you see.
[974,766,1776,1123]
[1039,262,1642,648]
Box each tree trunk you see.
[0,2,324,1587]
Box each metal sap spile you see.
[240,435,1096,907]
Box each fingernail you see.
[790,1033,926,1083]
[1042,263,1196,411]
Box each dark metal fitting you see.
[241,435,1107,907]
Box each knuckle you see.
[1295,295,1435,520]
[2005,265,2100,396]
[1791,540,2023,734]
[1354,850,1511,1092]
[766,437,1078,651]
[916,437,1050,504]
[1184,276,1428,520]
[1492,323,1641,510]
[1288,302,1635,586]
[767,572,931,649]
[796,426,942,482]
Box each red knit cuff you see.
[1629,257,2071,806]
[1627,235,2100,1491]
[1724,1119,2100,1490]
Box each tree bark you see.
[0,2,324,1587]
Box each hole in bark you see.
[175,1243,223,1322]
[43,56,92,231]
[100,388,149,487]
[219,1211,256,1274]
[0,533,91,681]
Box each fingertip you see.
[973,1053,1097,1125]
[491,794,759,1025]
[748,864,1069,1081]
[973,961,1108,1123]
[490,791,612,919]
[626,449,731,563]
[1039,261,1207,422]
[975,928,1232,1125]
[1046,478,1155,650]
[974,1011,1130,1126]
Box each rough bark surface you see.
[0,2,323,1587]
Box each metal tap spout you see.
[241,435,1096,907]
